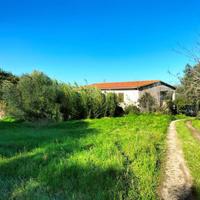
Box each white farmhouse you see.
[90,80,176,107]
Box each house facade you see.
[90,80,176,107]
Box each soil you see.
[159,120,193,200]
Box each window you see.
[118,93,124,103]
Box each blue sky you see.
[0,0,200,85]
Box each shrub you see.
[105,93,118,117]
[165,100,177,114]
[138,92,157,113]
[0,68,19,84]
[124,105,140,115]
[80,87,106,118]
[91,89,107,118]
[18,71,62,121]
[74,88,119,119]
[155,100,176,115]
[69,88,119,119]
[71,88,88,119]
[2,71,62,121]
[0,68,19,100]
[1,70,119,121]
[2,80,25,119]
[114,105,124,117]
[57,84,74,120]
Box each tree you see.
[0,68,19,100]
[57,83,74,120]
[76,87,107,119]
[105,93,118,117]
[176,63,200,112]
[2,71,61,121]
[0,68,19,84]
[174,39,200,113]
[1,80,24,118]
[1,70,120,121]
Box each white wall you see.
[102,89,139,107]
[102,84,175,108]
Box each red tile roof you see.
[89,80,160,90]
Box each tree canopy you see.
[0,68,19,84]
[175,63,200,113]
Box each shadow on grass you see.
[0,120,97,157]
[0,159,139,200]
[0,120,141,199]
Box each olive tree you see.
[2,71,61,121]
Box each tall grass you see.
[0,114,171,200]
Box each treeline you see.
[175,63,200,116]
[0,70,119,121]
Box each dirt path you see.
[186,121,200,142]
[160,120,193,200]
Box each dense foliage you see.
[0,68,19,100]
[181,64,200,105]
[1,70,119,121]
[0,114,171,200]
[0,68,19,85]
[175,64,200,114]
[124,105,140,115]
[138,92,157,113]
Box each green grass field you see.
[176,120,200,198]
[192,119,200,131]
[0,114,171,200]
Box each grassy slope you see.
[176,120,200,197]
[0,115,171,200]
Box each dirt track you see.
[160,120,193,200]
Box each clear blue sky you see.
[0,0,200,85]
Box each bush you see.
[70,88,88,119]
[0,68,19,100]
[2,71,62,121]
[114,105,124,117]
[71,88,119,119]
[105,93,118,117]
[138,92,157,113]
[124,105,140,115]
[57,84,74,120]
[155,100,177,115]
[2,80,25,119]
[1,70,119,121]
[80,87,106,119]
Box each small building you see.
[90,80,176,107]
